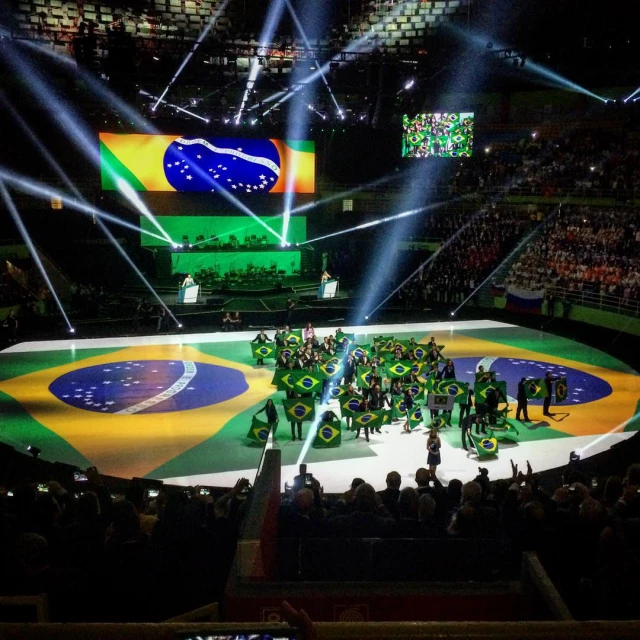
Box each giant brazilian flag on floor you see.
[313,420,342,448]
[282,397,315,422]
[246,416,271,444]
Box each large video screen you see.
[99,134,315,193]
[402,112,474,158]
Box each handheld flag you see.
[377,338,396,353]
[408,404,425,430]
[391,396,408,419]
[336,332,355,350]
[357,365,373,389]
[488,421,520,443]
[555,377,568,403]
[276,346,295,360]
[429,411,451,430]
[351,344,372,360]
[282,397,315,422]
[251,342,275,360]
[403,382,425,402]
[437,380,469,404]
[524,378,548,400]
[386,360,412,379]
[319,357,344,381]
[246,416,271,444]
[474,380,508,403]
[374,336,393,349]
[339,394,363,417]
[475,370,496,383]
[271,369,295,391]
[291,370,323,394]
[313,420,342,448]
[284,329,303,346]
[329,384,350,399]
[470,433,499,459]
[353,409,387,430]
[392,339,410,354]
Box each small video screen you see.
[402,112,474,158]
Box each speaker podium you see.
[178,284,200,304]
[318,279,339,299]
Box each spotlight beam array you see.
[623,87,640,103]
[0,181,74,332]
[152,0,232,110]
[140,90,210,123]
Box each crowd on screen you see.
[505,206,640,299]
[279,461,640,620]
[0,470,249,622]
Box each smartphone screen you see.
[74,471,89,482]
[199,487,211,496]
[147,489,159,498]
[37,484,49,493]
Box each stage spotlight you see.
[485,146,491,154]
[404,79,415,90]
[27,445,41,458]
[69,328,76,334]
[569,450,581,463]
[365,315,369,320]
[178,323,183,328]
[450,312,455,317]
[532,131,538,138]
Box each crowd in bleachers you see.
[505,206,640,300]
[0,467,248,622]
[279,461,640,619]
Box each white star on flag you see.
[103,381,111,385]
[232,185,237,189]
[62,395,70,398]
[259,174,265,180]
[178,146,183,150]
[214,174,220,178]
[239,183,243,187]
[218,164,222,168]
[227,178,232,182]
[133,381,141,384]
[74,395,82,398]
[123,384,130,387]
[233,157,237,160]
[106,401,115,405]
[269,177,274,181]
[187,387,195,390]
[167,164,172,168]
[186,175,192,180]
[237,147,242,151]
[575,388,583,392]
[180,170,185,173]
[196,154,201,159]
[246,188,251,192]
[222,167,227,170]
[101,408,109,411]
[259,184,265,189]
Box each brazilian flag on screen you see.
[403,382,425,402]
[313,420,342,448]
[386,360,412,379]
[555,377,568,403]
[276,346,296,360]
[525,378,548,400]
[284,330,303,346]
[353,409,386,430]
[319,357,343,381]
[437,380,469,404]
[246,416,271,444]
[429,411,452,430]
[250,342,275,360]
[391,396,408,419]
[474,380,507,403]
[291,371,323,394]
[340,394,363,417]
[351,344,372,359]
[271,369,295,391]
[282,397,315,422]
[408,404,425,430]
[471,433,499,459]
[357,365,373,389]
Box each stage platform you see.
[1,321,639,493]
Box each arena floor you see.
[1,320,639,493]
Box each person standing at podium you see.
[320,270,332,283]
[182,273,195,288]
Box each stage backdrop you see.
[99,134,315,193]
[171,251,301,276]
[140,216,307,246]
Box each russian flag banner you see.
[506,287,544,314]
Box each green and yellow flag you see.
[336,332,355,349]
[437,380,469,404]
[488,422,520,443]
[291,370,323,394]
[386,360,413,379]
[525,378,548,400]
[377,338,396,353]
[555,377,568,403]
[391,395,408,419]
[271,369,295,391]
[353,409,387,430]
[474,380,508,403]
[410,361,429,378]
[282,397,316,422]
[429,411,452,430]
[374,336,394,348]
[351,344,372,359]
[339,394,364,417]
[318,357,344,381]
[251,342,275,360]
[392,339,410,354]
[408,404,425,430]
[412,345,428,360]
[284,329,303,346]
[313,420,342,448]
[276,346,296,360]
[329,384,350,399]
[357,365,373,389]
[470,433,499,459]
[475,370,496,382]
[403,382,425,402]
[246,416,271,444]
